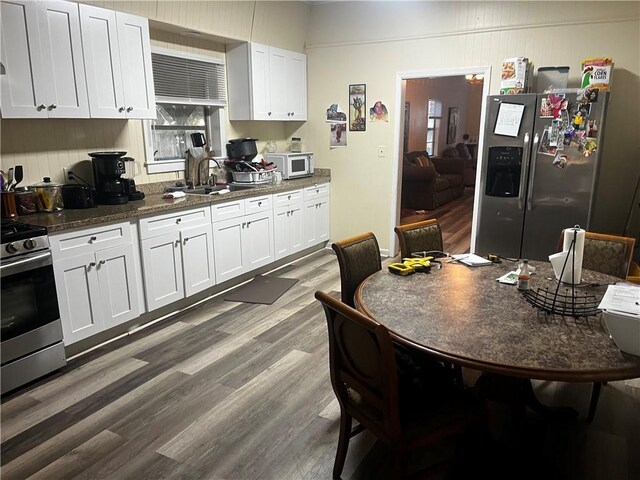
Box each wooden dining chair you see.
[331,232,382,308]
[557,230,636,422]
[315,291,484,479]
[557,231,636,279]
[394,219,444,259]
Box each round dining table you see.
[355,261,640,383]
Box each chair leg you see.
[587,382,602,423]
[333,412,352,479]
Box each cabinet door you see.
[0,0,48,118]
[53,252,103,345]
[288,204,305,254]
[243,211,274,271]
[79,4,125,118]
[37,0,89,118]
[213,217,245,283]
[304,197,330,247]
[273,205,289,260]
[181,224,216,297]
[96,244,140,330]
[250,43,271,120]
[268,47,288,120]
[315,197,330,243]
[286,51,307,121]
[115,11,155,119]
[141,232,184,311]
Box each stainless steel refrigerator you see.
[475,92,609,261]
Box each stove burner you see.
[1,219,47,243]
[1,219,49,260]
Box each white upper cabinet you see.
[0,0,89,118]
[226,42,307,121]
[79,4,155,119]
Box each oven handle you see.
[1,251,52,277]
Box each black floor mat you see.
[223,275,299,305]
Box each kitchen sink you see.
[182,183,265,195]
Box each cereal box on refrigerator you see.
[500,57,531,94]
[581,57,613,91]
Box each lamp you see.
[465,74,484,84]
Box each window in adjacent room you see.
[426,98,442,156]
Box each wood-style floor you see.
[2,250,640,480]
[401,188,475,254]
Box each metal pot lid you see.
[31,177,63,188]
[88,151,127,158]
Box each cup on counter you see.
[272,171,282,184]
[1,191,18,218]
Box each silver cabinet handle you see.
[288,195,291,200]
[126,106,133,112]
[49,104,57,110]
[99,259,106,265]
[90,236,97,242]
[242,222,246,228]
[246,221,251,227]
[184,237,189,243]
[119,107,125,113]
[176,218,181,224]
[258,201,262,206]
[89,261,96,267]
[37,104,46,110]
[175,240,180,247]
[268,112,271,116]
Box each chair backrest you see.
[315,291,401,441]
[394,219,444,259]
[557,231,636,279]
[332,232,382,308]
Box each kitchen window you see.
[143,104,225,174]
[426,98,442,156]
[143,47,227,174]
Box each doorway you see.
[389,66,491,255]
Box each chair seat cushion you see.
[441,174,463,187]
[434,176,451,192]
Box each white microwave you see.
[265,152,314,180]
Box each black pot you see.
[226,138,258,161]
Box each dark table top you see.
[356,261,640,382]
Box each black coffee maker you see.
[90,151,129,205]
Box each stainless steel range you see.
[1,219,66,395]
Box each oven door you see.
[1,250,62,365]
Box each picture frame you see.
[447,106,458,144]
[349,84,366,131]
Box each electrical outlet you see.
[377,145,386,158]
[63,167,73,183]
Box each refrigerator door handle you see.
[526,133,540,211]
[518,133,531,210]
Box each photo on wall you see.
[447,107,458,144]
[349,84,366,131]
[330,123,347,148]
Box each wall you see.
[405,76,483,155]
[305,1,640,252]
[0,1,311,186]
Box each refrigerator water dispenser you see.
[485,146,523,197]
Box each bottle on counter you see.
[517,259,530,291]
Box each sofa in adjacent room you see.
[401,150,465,211]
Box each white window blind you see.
[152,49,226,106]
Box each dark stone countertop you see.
[356,261,640,382]
[24,170,330,233]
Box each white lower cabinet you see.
[212,197,274,284]
[51,222,141,345]
[273,189,304,260]
[303,185,330,248]
[139,207,215,312]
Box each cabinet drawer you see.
[273,189,302,208]
[139,206,210,240]
[245,195,272,214]
[51,221,133,259]
[211,199,245,222]
[303,184,329,201]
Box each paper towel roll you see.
[561,226,585,284]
